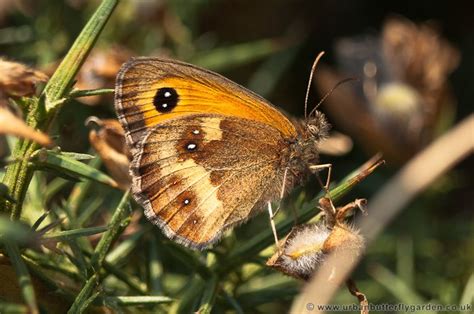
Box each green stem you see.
[89,191,131,271]
[68,192,131,314]
[1,0,120,220]
[67,273,100,314]
[197,274,218,314]
[169,277,205,314]
[69,88,114,98]
[4,242,39,314]
[1,98,44,219]
[43,1,119,111]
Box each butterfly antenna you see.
[304,51,326,121]
[308,77,358,118]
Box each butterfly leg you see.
[267,201,280,247]
[309,163,332,191]
[335,198,368,222]
[270,167,289,220]
[310,163,336,216]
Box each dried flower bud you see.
[86,117,131,189]
[318,131,353,156]
[315,17,460,164]
[0,58,48,97]
[74,47,132,105]
[0,106,52,147]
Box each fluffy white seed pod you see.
[267,221,364,280]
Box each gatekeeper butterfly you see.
[114,54,330,249]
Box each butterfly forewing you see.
[115,58,297,148]
[132,114,287,249]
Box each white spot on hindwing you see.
[138,117,226,236]
[186,143,197,151]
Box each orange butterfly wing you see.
[114,57,297,147]
[132,114,287,248]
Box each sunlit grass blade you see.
[0,301,29,314]
[68,192,131,313]
[69,88,114,99]
[222,291,245,314]
[397,236,414,288]
[42,0,119,112]
[30,149,118,188]
[105,226,147,264]
[368,263,429,306]
[3,242,38,314]
[31,210,51,231]
[89,192,131,270]
[191,38,296,72]
[103,296,173,306]
[68,273,100,314]
[62,244,88,278]
[80,249,149,295]
[171,277,205,314]
[24,250,82,282]
[149,234,164,294]
[67,157,102,216]
[43,225,108,241]
[197,274,218,314]
[460,272,474,307]
[103,262,149,295]
[57,152,96,161]
[165,242,213,279]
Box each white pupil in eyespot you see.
[192,130,200,135]
[184,199,190,205]
[164,91,171,97]
[162,103,168,108]
[187,143,197,150]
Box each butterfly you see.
[114,55,330,250]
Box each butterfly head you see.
[305,110,329,142]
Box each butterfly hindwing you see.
[115,58,297,149]
[131,114,287,248]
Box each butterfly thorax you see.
[285,111,330,184]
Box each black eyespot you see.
[153,87,179,113]
[186,142,197,151]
